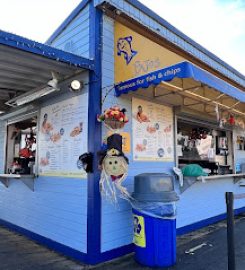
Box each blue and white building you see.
[0,0,245,265]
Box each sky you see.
[0,0,244,75]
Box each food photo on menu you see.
[70,122,83,137]
[41,113,53,134]
[136,105,150,123]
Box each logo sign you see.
[117,36,138,65]
[114,22,185,84]
[133,214,146,247]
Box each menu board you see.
[38,93,88,178]
[132,98,174,161]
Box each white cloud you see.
[0,0,81,42]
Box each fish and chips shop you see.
[1,0,245,265]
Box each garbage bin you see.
[132,173,179,268]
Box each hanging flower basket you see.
[97,106,129,130]
[104,119,125,129]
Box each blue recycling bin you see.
[133,208,176,267]
[132,173,178,268]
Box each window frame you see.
[4,111,39,175]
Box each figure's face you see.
[118,39,131,54]
[104,156,127,176]
[138,106,142,113]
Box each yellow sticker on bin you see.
[133,214,146,248]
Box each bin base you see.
[133,208,176,268]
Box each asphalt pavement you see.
[1,216,245,270]
[96,216,245,270]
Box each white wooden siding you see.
[49,4,90,58]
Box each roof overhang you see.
[0,30,94,112]
[115,61,245,123]
[96,0,245,89]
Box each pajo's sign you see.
[114,22,185,84]
[115,65,182,96]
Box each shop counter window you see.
[177,120,233,175]
[5,117,37,175]
[236,136,245,151]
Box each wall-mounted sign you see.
[114,22,185,84]
[132,98,174,162]
[38,93,88,178]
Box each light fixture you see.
[5,77,60,107]
[70,80,83,92]
[115,9,122,15]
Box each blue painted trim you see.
[95,0,245,83]
[177,206,245,235]
[0,29,94,70]
[46,0,91,45]
[90,244,134,264]
[87,2,103,263]
[0,218,89,263]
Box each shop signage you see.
[114,22,184,84]
[115,64,182,96]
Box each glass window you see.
[6,117,37,175]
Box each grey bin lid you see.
[132,191,179,202]
[132,173,179,202]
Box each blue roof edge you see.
[0,29,94,70]
[45,0,245,83]
[124,0,245,82]
[46,0,91,45]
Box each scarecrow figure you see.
[98,133,131,203]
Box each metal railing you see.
[225,192,245,270]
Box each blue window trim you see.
[87,2,103,263]
[46,0,91,45]
[0,29,94,70]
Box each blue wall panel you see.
[0,177,87,252]
[177,179,245,229]
[49,4,90,58]
[0,71,89,253]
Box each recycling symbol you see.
[134,216,142,234]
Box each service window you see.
[5,117,37,175]
[236,136,245,151]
